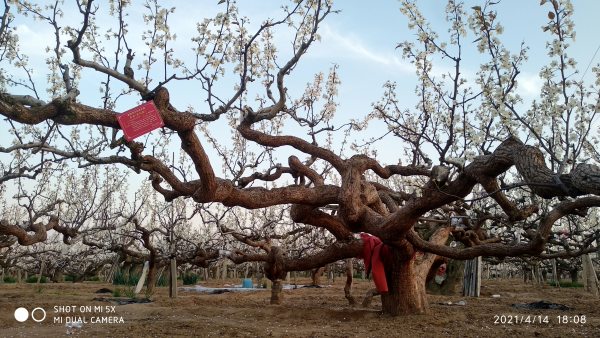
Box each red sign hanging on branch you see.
[117,101,164,141]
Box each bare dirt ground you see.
[0,277,598,337]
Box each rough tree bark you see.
[426,259,464,295]
[570,268,578,284]
[361,288,379,308]
[145,254,158,295]
[380,228,451,315]
[264,246,287,305]
[311,266,325,287]
[380,246,428,315]
[344,259,356,306]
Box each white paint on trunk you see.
[582,254,599,297]
[135,261,150,294]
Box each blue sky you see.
[11,1,600,105]
[6,0,600,170]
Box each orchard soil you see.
[0,277,598,337]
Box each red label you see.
[117,101,164,141]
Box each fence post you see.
[462,256,481,297]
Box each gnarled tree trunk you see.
[145,255,158,295]
[264,246,287,304]
[380,247,428,316]
[379,229,449,316]
[311,266,325,286]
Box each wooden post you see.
[168,228,177,298]
[582,254,599,297]
[462,256,481,297]
[169,258,177,298]
[331,266,335,283]
[552,259,559,287]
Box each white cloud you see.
[517,72,543,99]
[316,24,413,73]
[14,24,54,58]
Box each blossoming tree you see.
[1,0,599,315]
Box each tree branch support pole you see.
[582,254,599,297]
[552,258,560,287]
[169,229,177,298]
[169,258,177,298]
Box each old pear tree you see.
[1,0,600,315]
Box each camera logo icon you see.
[14,307,46,322]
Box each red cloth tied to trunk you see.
[359,233,390,293]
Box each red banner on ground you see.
[117,101,164,141]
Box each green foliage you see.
[182,273,199,285]
[144,287,155,299]
[112,288,122,297]
[156,273,168,287]
[3,276,17,283]
[123,286,137,299]
[65,275,75,282]
[112,286,138,299]
[112,269,140,286]
[548,280,583,288]
[26,276,47,283]
[352,273,364,279]
[113,268,167,288]
[85,275,101,281]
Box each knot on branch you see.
[127,141,144,159]
[124,49,135,80]
[488,137,599,199]
[152,87,170,111]
[288,155,323,186]
[430,165,450,186]
[570,163,600,195]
